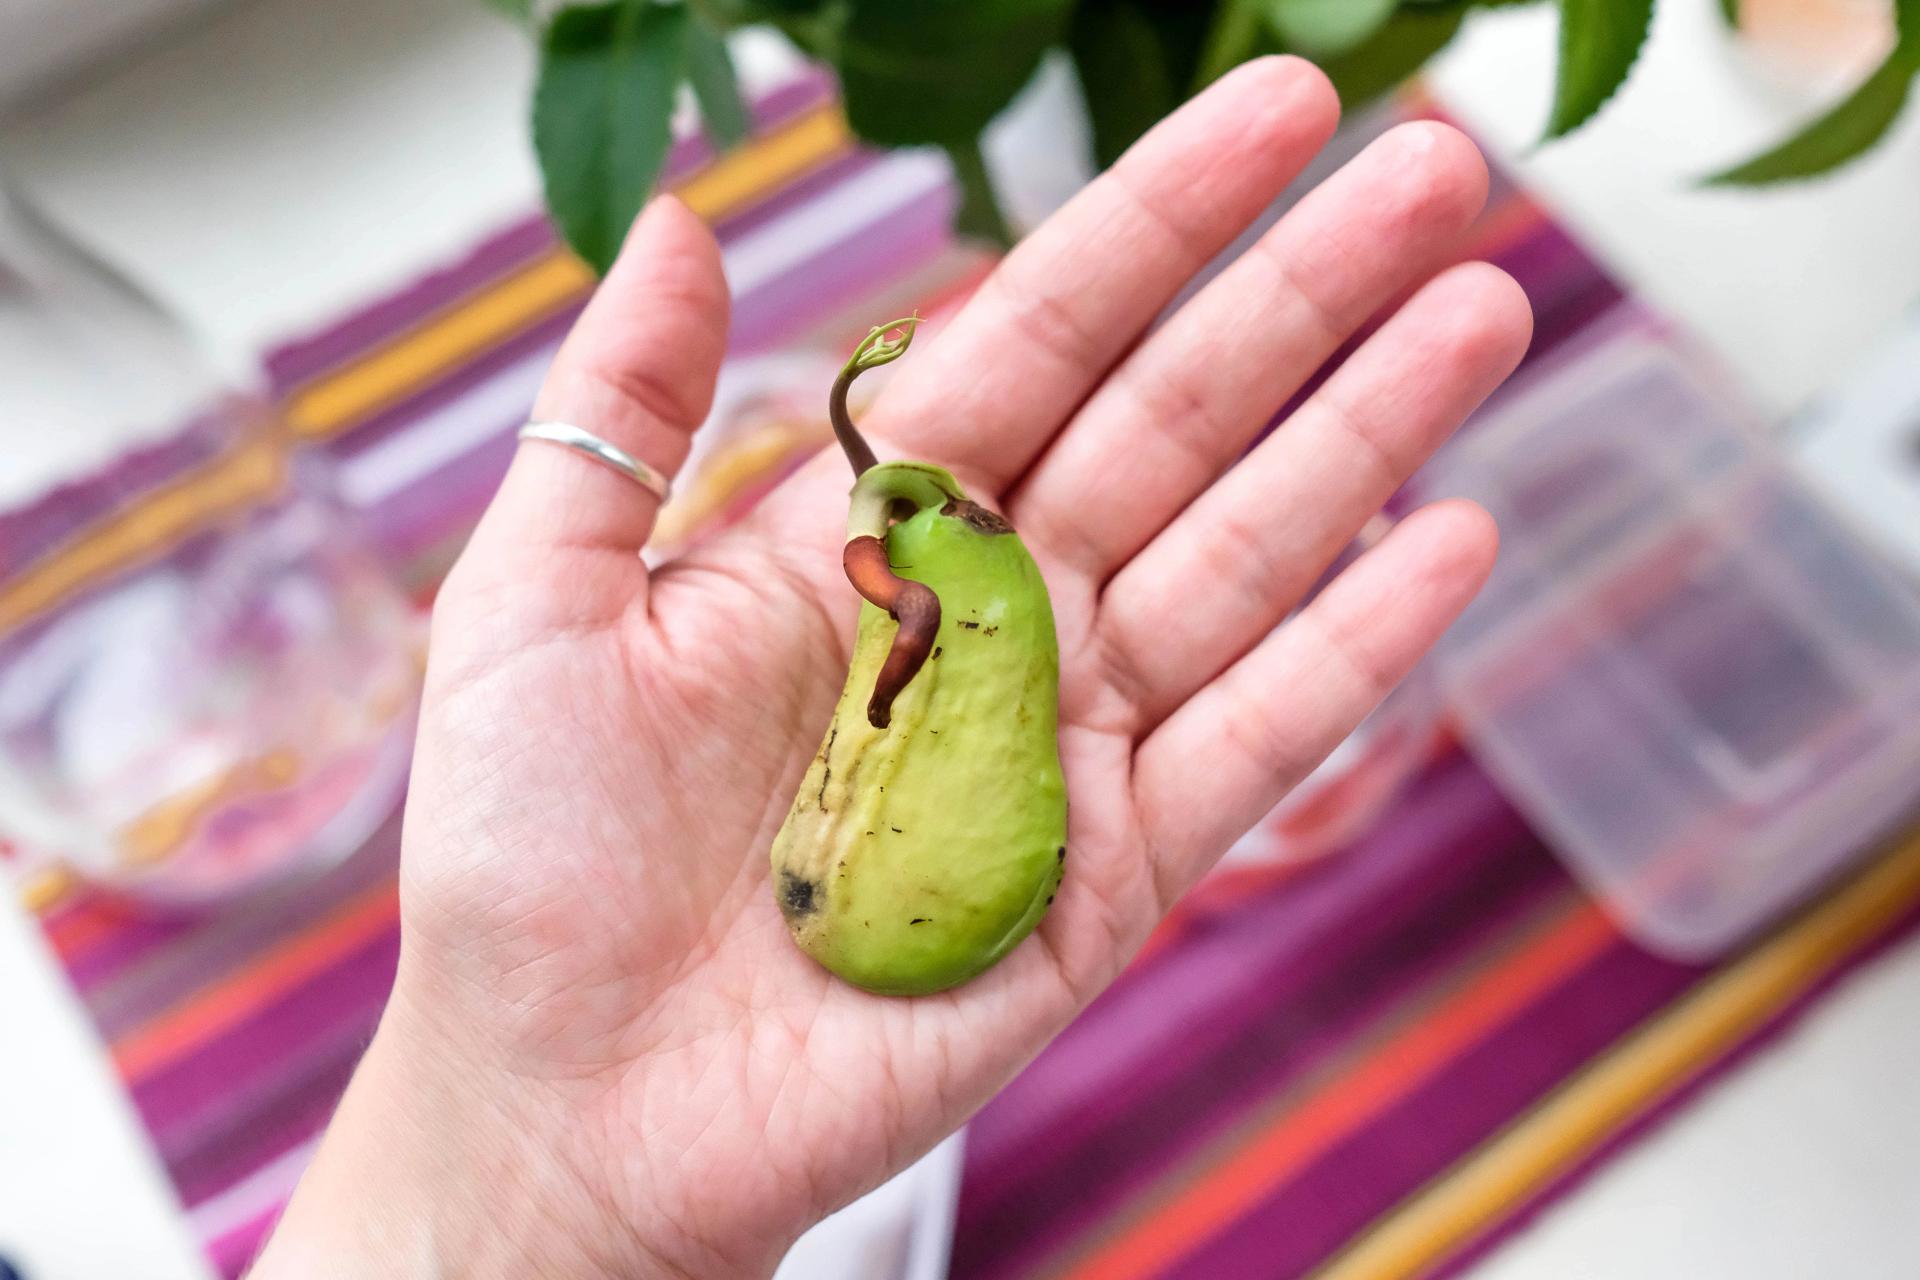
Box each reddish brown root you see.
[843,535,941,728]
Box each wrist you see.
[250,990,670,1279]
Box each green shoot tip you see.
[846,314,921,375]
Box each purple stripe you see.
[745,73,835,130]
[728,180,958,354]
[130,924,397,1138]
[655,72,835,189]
[302,98,863,463]
[76,814,399,1027]
[0,410,237,580]
[967,756,1518,1177]
[1166,936,1702,1278]
[264,215,558,394]
[1489,222,1629,370]
[953,759,1555,1279]
[167,1026,366,1205]
[708,147,881,242]
[55,900,198,992]
[339,185,961,564]
[355,425,520,568]
[956,867,1573,1280]
[209,1205,281,1280]
[315,299,578,459]
[260,74,835,394]
[1433,885,1920,1279]
[310,142,912,465]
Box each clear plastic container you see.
[1419,332,1920,959]
[0,177,419,905]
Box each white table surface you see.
[1428,0,1920,422]
[5,1,1920,1276]
[0,894,212,1278]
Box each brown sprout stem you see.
[829,368,879,476]
[830,324,948,725]
[828,316,919,478]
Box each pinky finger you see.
[1132,499,1499,906]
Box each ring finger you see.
[1097,260,1532,726]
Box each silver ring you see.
[517,421,672,503]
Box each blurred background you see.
[2,0,1919,1277]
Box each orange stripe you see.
[280,104,852,440]
[20,866,74,915]
[1317,828,1920,1279]
[111,877,399,1081]
[1460,193,1547,262]
[282,251,594,439]
[0,104,858,652]
[43,896,130,960]
[1064,900,1619,1280]
[0,432,284,633]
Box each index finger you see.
[862,56,1340,494]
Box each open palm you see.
[376,59,1529,1279]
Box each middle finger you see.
[1008,121,1490,578]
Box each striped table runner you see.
[7,77,1919,1278]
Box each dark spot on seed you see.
[942,499,1014,535]
[1045,895,1054,906]
[910,917,929,925]
[959,620,980,630]
[867,830,876,837]
[933,647,943,659]
[983,626,998,636]
[779,872,818,919]
[890,826,902,833]
[1057,846,1066,862]
[815,726,838,811]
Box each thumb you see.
[457,195,730,610]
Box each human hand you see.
[254,57,1530,1279]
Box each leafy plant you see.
[1706,0,1920,184]
[500,0,1920,272]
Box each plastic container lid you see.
[1419,332,1920,959]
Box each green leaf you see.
[833,0,1076,149]
[1195,1,1266,88]
[1543,0,1654,139]
[1264,0,1399,58]
[483,0,532,21]
[534,0,689,274]
[945,135,1015,246]
[700,0,828,22]
[1702,46,1918,185]
[1069,0,1214,158]
[686,20,752,150]
[1716,0,1739,27]
[1315,4,1466,110]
